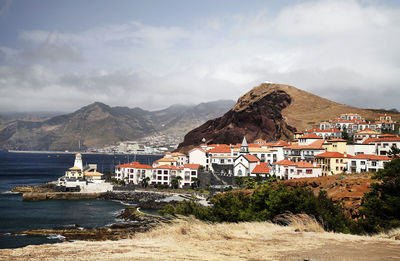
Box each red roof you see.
[208,145,231,153]
[327,138,347,142]
[294,161,320,168]
[154,165,182,170]
[306,127,341,133]
[273,159,296,166]
[284,140,325,150]
[298,133,323,139]
[351,154,391,161]
[184,164,200,170]
[264,140,291,147]
[379,134,397,138]
[244,155,260,162]
[363,137,400,144]
[315,152,352,158]
[252,163,271,174]
[116,162,153,169]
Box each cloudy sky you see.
[0,0,399,113]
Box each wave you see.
[46,234,66,241]
[0,191,19,195]
[111,200,137,206]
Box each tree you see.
[358,157,400,233]
[191,177,200,189]
[388,145,400,158]
[234,177,245,187]
[171,176,182,189]
[142,177,150,188]
[104,171,113,182]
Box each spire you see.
[240,136,249,154]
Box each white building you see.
[233,154,260,177]
[347,154,390,173]
[346,144,376,156]
[272,159,322,179]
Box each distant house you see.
[347,154,390,173]
[272,159,321,179]
[315,152,352,176]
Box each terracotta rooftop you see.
[252,163,270,174]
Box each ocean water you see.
[0,151,161,249]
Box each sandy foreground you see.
[1,218,400,261]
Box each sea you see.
[0,151,162,249]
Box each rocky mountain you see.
[0,100,235,151]
[178,83,400,152]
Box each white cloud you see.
[1,0,400,113]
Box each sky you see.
[0,0,399,113]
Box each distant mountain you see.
[178,83,400,152]
[0,100,235,151]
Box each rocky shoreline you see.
[13,207,171,241]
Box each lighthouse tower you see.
[73,153,83,171]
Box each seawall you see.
[22,192,106,201]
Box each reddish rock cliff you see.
[178,84,296,152]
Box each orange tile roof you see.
[284,140,325,150]
[363,137,400,144]
[293,161,320,168]
[351,154,390,161]
[184,164,200,170]
[208,145,231,153]
[327,138,347,142]
[252,163,271,174]
[154,164,182,170]
[116,162,153,169]
[244,155,260,162]
[273,159,296,166]
[315,152,352,158]
[298,133,323,139]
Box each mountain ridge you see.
[0,100,235,151]
[177,83,400,152]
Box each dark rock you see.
[178,84,296,152]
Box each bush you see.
[357,157,400,233]
[161,184,353,233]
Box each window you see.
[372,161,377,167]
[163,170,168,175]
[130,175,134,179]
[297,170,302,174]
[191,171,196,176]
[164,176,168,180]
[336,167,339,171]
[336,159,339,163]
[221,159,225,164]
[158,170,162,174]
[130,169,134,173]
[361,161,365,165]
[238,169,242,176]
[306,169,312,174]
[340,159,343,163]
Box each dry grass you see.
[2,217,400,261]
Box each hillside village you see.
[111,113,400,189]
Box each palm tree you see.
[191,177,200,189]
[171,176,183,189]
[142,177,150,188]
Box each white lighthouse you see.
[73,153,83,171]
